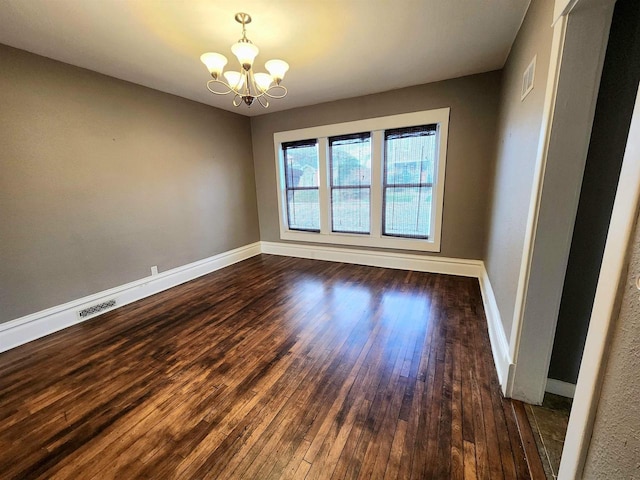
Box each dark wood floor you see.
[0,254,533,479]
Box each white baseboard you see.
[478,266,514,394]
[0,242,261,353]
[260,241,484,277]
[546,378,576,398]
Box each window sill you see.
[280,229,441,253]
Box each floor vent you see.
[77,299,117,319]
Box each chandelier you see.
[200,13,289,108]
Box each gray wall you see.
[583,207,640,478]
[0,44,259,324]
[251,71,502,260]
[484,0,555,340]
[549,0,640,384]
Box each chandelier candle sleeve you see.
[200,12,289,108]
[200,52,227,79]
[231,42,259,70]
[254,73,273,92]
[224,71,244,90]
[265,59,289,83]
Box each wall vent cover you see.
[521,55,537,101]
[77,299,117,319]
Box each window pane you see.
[283,140,319,188]
[331,188,370,234]
[330,134,371,187]
[287,189,320,231]
[385,126,437,185]
[384,187,432,238]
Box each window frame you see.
[382,124,438,240]
[282,139,321,232]
[273,108,450,252]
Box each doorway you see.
[534,0,640,476]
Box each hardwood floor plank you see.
[512,401,547,480]
[464,439,478,480]
[382,418,408,480]
[0,255,540,479]
[502,398,532,480]
[451,341,465,480]
[293,459,312,480]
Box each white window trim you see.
[273,108,450,253]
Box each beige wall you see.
[484,0,555,340]
[583,208,640,478]
[0,44,259,324]
[250,71,501,260]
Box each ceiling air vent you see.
[77,299,117,319]
[521,55,536,101]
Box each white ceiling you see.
[0,0,530,117]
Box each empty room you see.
[1,0,639,479]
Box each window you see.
[383,125,437,239]
[282,139,320,232]
[274,109,449,252]
[329,133,371,234]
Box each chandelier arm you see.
[261,84,288,99]
[232,94,243,107]
[206,79,240,96]
[257,94,269,108]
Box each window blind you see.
[383,124,437,239]
[282,139,320,232]
[329,133,372,234]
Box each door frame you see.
[506,0,616,404]
[557,85,640,479]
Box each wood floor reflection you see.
[0,254,532,479]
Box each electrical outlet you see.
[151,266,159,276]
